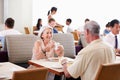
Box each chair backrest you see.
[6,35,39,63]
[55,26,63,33]
[71,31,79,41]
[79,33,88,47]
[95,63,120,80]
[24,27,30,34]
[53,33,75,58]
[12,68,48,80]
[33,26,38,35]
[33,26,37,31]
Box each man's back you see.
[0,18,22,37]
[67,39,115,80]
[0,29,22,36]
[82,39,115,80]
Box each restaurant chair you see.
[71,31,79,46]
[53,33,76,58]
[75,45,83,55]
[33,26,37,31]
[12,68,48,80]
[71,31,79,41]
[24,27,30,34]
[95,63,120,80]
[55,26,63,33]
[0,51,8,62]
[79,33,88,47]
[33,26,38,35]
[6,35,39,68]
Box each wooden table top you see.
[0,62,26,80]
[29,57,74,76]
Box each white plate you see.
[51,64,63,69]
[48,57,59,62]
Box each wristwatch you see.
[61,61,67,65]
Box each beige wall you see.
[2,0,32,33]
[0,0,4,30]
[0,0,4,24]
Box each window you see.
[33,0,120,34]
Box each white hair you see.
[38,26,52,39]
[84,21,100,36]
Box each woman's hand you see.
[55,45,64,57]
[45,41,55,52]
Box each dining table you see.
[29,57,74,76]
[0,62,26,80]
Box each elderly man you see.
[61,21,115,80]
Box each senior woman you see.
[31,26,64,80]
[32,26,64,60]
